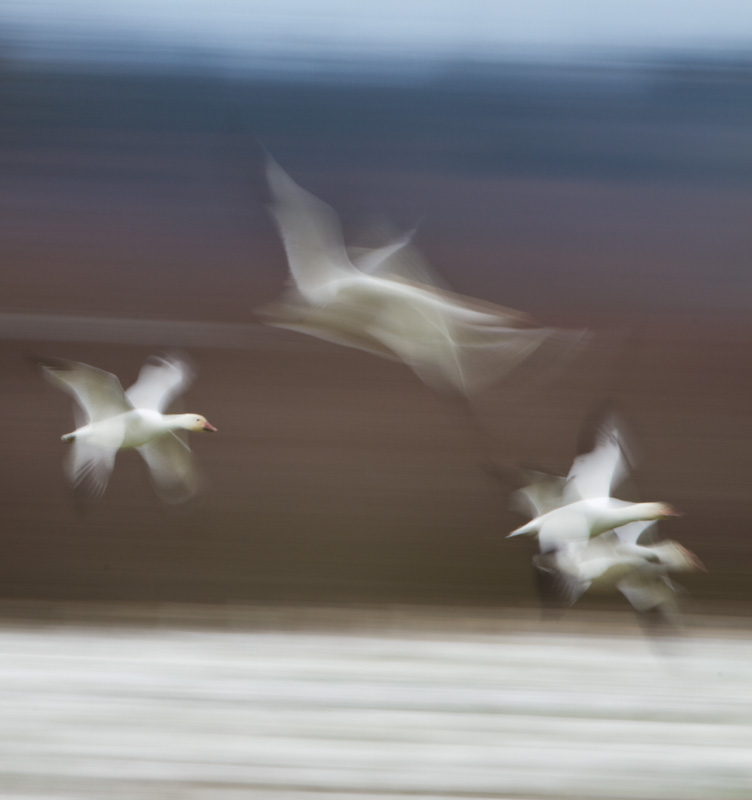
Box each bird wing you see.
[509,470,569,518]
[348,226,419,277]
[126,354,193,412]
[256,287,401,360]
[372,275,533,327]
[613,520,657,547]
[266,157,354,304]
[137,433,197,504]
[40,358,132,424]
[65,440,118,500]
[358,275,553,394]
[565,416,630,501]
[534,543,592,606]
[347,217,459,292]
[616,573,676,614]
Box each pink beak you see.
[203,421,218,432]
[694,556,708,573]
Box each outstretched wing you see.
[137,433,197,504]
[65,440,118,500]
[565,415,630,501]
[126,354,193,412]
[533,547,591,608]
[613,520,657,546]
[616,574,676,615]
[39,357,131,424]
[509,469,568,518]
[266,157,354,304]
[346,217,444,288]
[349,228,418,276]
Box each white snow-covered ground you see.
[0,606,750,800]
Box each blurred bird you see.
[506,408,700,626]
[534,521,705,625]
[507,414,682,553]
[38,354,217,503]
[259,157,583,398]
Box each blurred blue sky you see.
[2,0,751,66]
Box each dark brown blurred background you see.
[1,61,750,610]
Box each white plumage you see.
[40,355,217,503]
[508,416,681,553]
[507,413,701,621]
[260,157,583,396]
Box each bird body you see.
[62,409,212,449]
[510,497,681,552]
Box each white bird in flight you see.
[260,157,583,397]
[506,410,700,625]
[39,354,217,503]
[507,415,682,553]
[534,521,704,624]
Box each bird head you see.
[654,503,683,520]
[182,414,217,433]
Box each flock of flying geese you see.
[37,156,704,628]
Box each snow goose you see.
[507,415,681,553]
[259,157,583,397]
[39,354,216,503]
[534,521,705,626]
[505,409,699,626]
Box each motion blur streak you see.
[0,605,751,798]
[261,155,580,397]
[0,312,300,350]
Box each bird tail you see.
[507,520,539,538]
